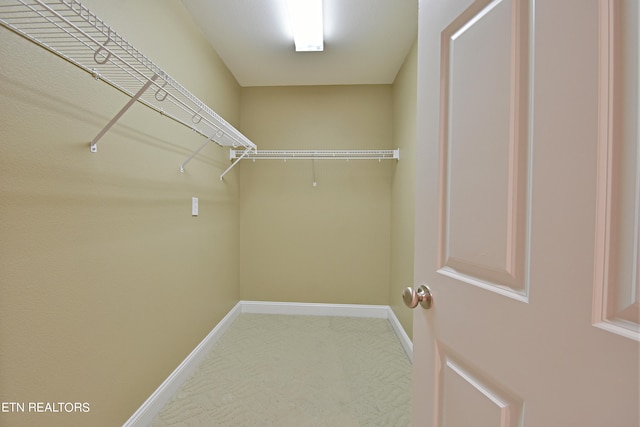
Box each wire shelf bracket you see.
[90,74,158,152]
[220,146,255,180]
[0,0,257,167]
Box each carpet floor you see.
[149,313,412,426]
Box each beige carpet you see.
[150,314,412,426]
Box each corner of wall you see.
[389,37,419,338]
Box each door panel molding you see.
[436,342,524,427]
[593,0,640,341]
[437,0,532,302]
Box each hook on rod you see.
[155,79,168,102]
[312,159,317,187]
[192,110,202,124]
[93,31,111,64]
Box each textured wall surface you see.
[239,85,393,305]
[0,1,241,425]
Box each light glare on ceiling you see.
[286,0,324,52]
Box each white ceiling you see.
[180,0,418,87]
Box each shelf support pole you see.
[179,135,215,173]
[220,146,253,180]
[90,74,159,152]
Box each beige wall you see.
[237,42,417,330]
[239,85,393,305]
[389,40,418,336]
[0,0,419,421]
[0,1,241,426]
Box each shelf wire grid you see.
[0,0,256,150]
[230,149,400,161]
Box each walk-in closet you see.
[0,1,417,425]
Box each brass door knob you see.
[402,285,433,309]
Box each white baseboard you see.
[122,301,413,426]
[386,306,413,363]
[122,303,242,427]
[239,300,390,318]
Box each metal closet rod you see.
[0,0,256,171]
[229,149,400,161]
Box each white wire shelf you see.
[0,0,256,166]
[230,149,400,161]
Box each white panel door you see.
[411,0,639,426]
